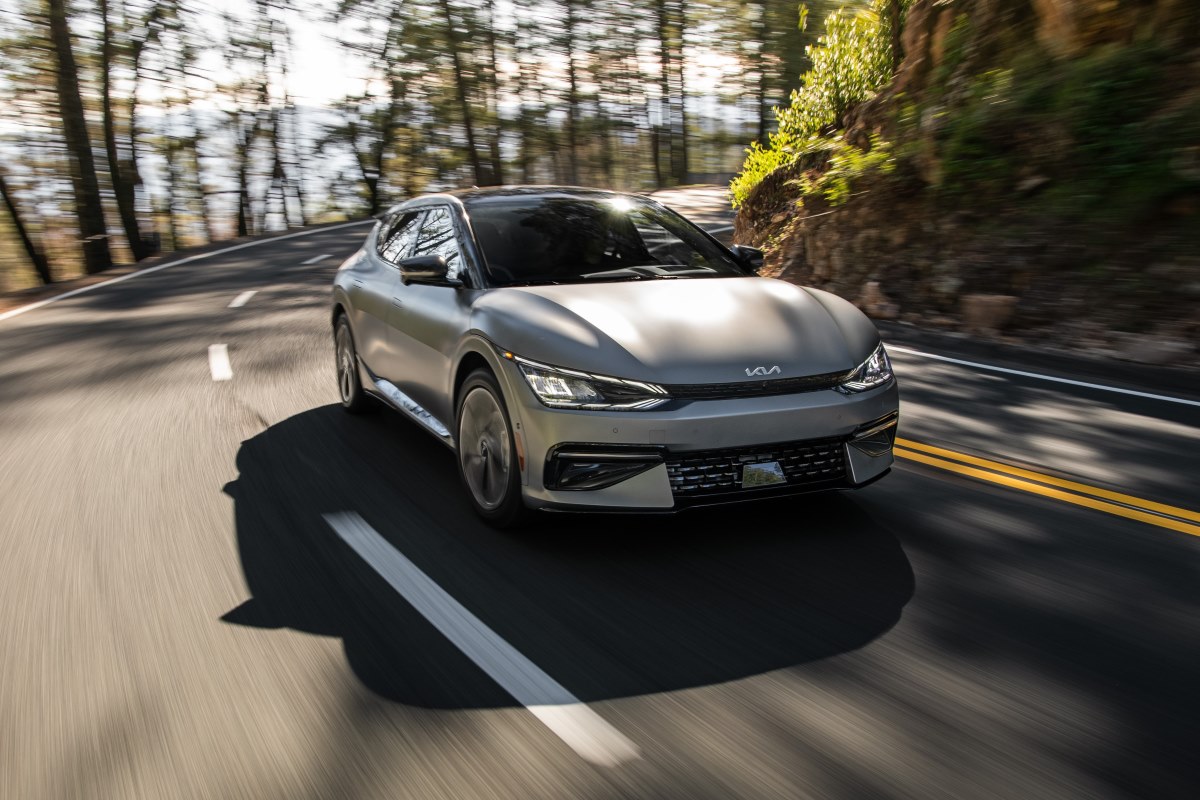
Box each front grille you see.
[665,436,846,497]
[662,370,852,400]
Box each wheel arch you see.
[451,337,527,487]
[454,351,494,411]
[331,300,348,329]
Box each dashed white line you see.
[0,220,372,324]
[887,345,1200,408]
[301,253,332,265]
[228,290,257,308]
[208,344,233,381]
[323,511,641,767]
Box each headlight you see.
[837,343,894,393]
[509,355,670,410]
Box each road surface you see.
[1,193,1198,799]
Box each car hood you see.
[471,277,880,386]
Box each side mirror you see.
[398,254,458,286]
[729,245,765,274]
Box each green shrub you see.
[794,133,896,206]
[731,1,894,207]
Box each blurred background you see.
[1,0,1198,350]
[0,0,852,287]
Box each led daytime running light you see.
[513,356,669,410]
[838,344,894,393]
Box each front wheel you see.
[334,315,372,414]
[455,369,530,528]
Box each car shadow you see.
[222,404,915,709]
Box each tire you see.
[334,314,372,414]
[455,369,530,528]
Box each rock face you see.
[1114,334,1195,366]
[858,281,900,320]
[1031,0,1197,55]
[961,294,1018,335]
[733,0,1200,359]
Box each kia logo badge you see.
[745,366,781,376]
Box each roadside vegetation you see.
[732,0,1200,352]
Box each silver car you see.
[331,187,898,527]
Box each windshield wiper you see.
[594,273,686,282]
[502,278,562,286]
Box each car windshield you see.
[465,196,746,286]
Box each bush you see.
[731,1,894,207]
[794,134,896,206]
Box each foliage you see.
[938,42,1200,222]
[793,133,896,206]
[731,0,893,207]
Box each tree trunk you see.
[668,0,688,185]
[187,105,214,244]
[47,0,113,274]
[235,114,255,237]
[100,0,150,262]
[752,2,768,143]
[0,169,53,285]
[267,111,290,228]
[285,106,308,226]
[484,1,505,185]
[889,0,905,73]
[437,0,487,185]
[518,106,533,183]
[655,0,671,187]
[163,108,181,249]
[564,0,580,185]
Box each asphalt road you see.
[1,196,1198,800]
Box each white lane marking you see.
[208,344,233,381]
[228,290,257,308]
[301,253,332,265]
[324,511,640,767]
[887,345,1200,408]
[0,220,372,324]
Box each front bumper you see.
[498,360,899,511]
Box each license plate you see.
[741,460,785,487]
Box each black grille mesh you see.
[665,436,846,496]
[662,370,852,400]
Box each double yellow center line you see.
[894,438,1200,537]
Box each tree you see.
[654,0,689,185]
[436,0,489,185]
[47,0,112,274]
[0,165,52,285]
[98,0,162,262]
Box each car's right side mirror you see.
[398,254,457,286]
[729,245,765,274]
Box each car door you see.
[356,209,423,381]
[388,205,474,426]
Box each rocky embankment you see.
[734,0,1200,367]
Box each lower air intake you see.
[665,436,846,497]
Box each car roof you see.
[435,185,641,206]
[380,185,659,219]
[454,185,631,201]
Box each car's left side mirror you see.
[729,245,765,274]
[398,254,460,286]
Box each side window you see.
[378,211,424,264]
[411,207,463,279]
